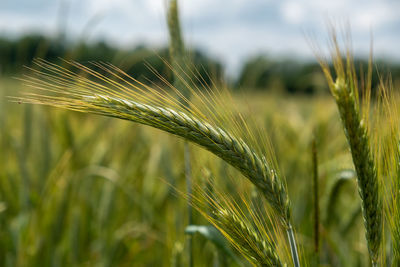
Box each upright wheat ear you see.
[167,0,190,100]
[317,31,382,265]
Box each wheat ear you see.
[85,94,299,265]
[317,31,382,265]
[17,86,291,222]
[16,58,298,264]
[89,95,291,223]
[215,208,284,267]
[167,0,190,100]
[331,78,381,265]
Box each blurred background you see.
[1,0,400,266]
[1,0,400,92]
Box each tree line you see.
[1,34,399,94]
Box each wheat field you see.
[1,1,400,266]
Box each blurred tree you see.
[0,35,222,88]
[0,34,399,95]
[237,55,328,94]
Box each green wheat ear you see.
[14,58,298,263]
[316,29,382,265]
[167,0,190,100]
[188,179,287,267]
[215,208,284,266]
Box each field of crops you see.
[2,1,400,267]
[2,71,395,266]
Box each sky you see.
[1,0,400,75]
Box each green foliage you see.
[237,55,328,94]
[237,55,400,95]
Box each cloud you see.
[281,1,306,24]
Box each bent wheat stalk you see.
[56,93,292,223]
[15,59,299,265]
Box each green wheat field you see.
[1,1,400,267]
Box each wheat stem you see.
[312,137,319,259]
[286,225,300,267]
[167,1,194,265]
